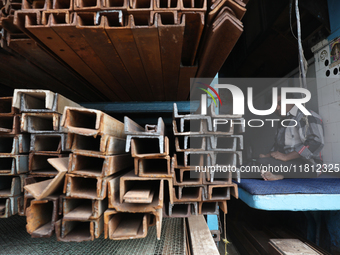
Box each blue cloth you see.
[237,178,340,195]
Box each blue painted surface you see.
[327,0,340,41]
[207,215,219,231]
[238,188,340,211]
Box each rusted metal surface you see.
[70,133,126,155]
[69,152,132,177]
[26,195,60,237]
[0,134,24,159]
[12,89,82,114]
[130,136,169,158]
[29,152,67,176]
[103,12,152,101]
[0,115,20,134]
[173,185,202,202]
[179,12,204,66]
[125,116,164,136]
[0,195,21,218]
[75,12,138,101]
[30,133,68,153]
[24,157,68,200]
[130,13,163,100]
[0,176,21,197]
[61,107,126,138]
[0,97,18,116]
[166,202,197,217]
[196,7,243,78]
[104,209,150,240]
[137,156,171,177]
[173,167,202,185]
[0,155,28,175]
[175,136,206,152]
[177,64,198,101]
[156,12,184,100]
[63,173,114,199]
[55,215,104,242]
[21,113,62,133]
[198,201,218,215]
[63,197,108,220]
[207,134,243,151]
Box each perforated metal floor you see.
[0,216,185,255]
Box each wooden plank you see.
[187,215,219,255]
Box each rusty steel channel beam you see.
[130,136,169,158]
[179,11,204,66]
[12,89,82,114]
[0,176,21,197]
[175,151,211,167]
[0,97,18,116]
[155,11,184,100]
[203,170,232,185]
[0,155,28,175]
[208,183,238,199]
[207,134,243,151]
[75,12,138,100]
[207,0,246,24]
[23,11,113,101]
[69,133,126,156]
[30,133,68,153]
[29,152,67,176]
[55,215,104,242]
[102,12,152,101]
[175,136,206,152]
[52,0,73,10]
[177,64,198,101]
[130,13,163,100]
[198,201,218,215]
[128,0,153,16]
[136,156,171,177]
[0,115,20,134]
[180,0,206,11]
[45,10,130,101]
[63,173,114,199]
[24,157,68,200]
[26,195,60,238]
[63,197,108,220]
[61,107,125,138]
[173,167,202,185]
[104,209,150,240]
[68,152,132,178]
[21,0,50,10]
[166,201,197,217]
[173,185,202,202]
[0,195,21,218]
[0,134,29,155]
[21,113,62,133]
[124,116,164,136]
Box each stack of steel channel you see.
[11,89,81,238]
[55,107,132,242]
[0,0,247,101]
[104,116,173,240]
[0,97,27,219]
[172,103,243,222]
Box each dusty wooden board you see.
[187,215,219,255]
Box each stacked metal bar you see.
[0,97,27,219]
[171,102,242,221]
[58,107,133,242]
[12,89,81,237]
[0,0,247,101]
[104,116,173,240]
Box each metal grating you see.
[0,216,185,255]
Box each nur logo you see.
[197,82,222,115]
